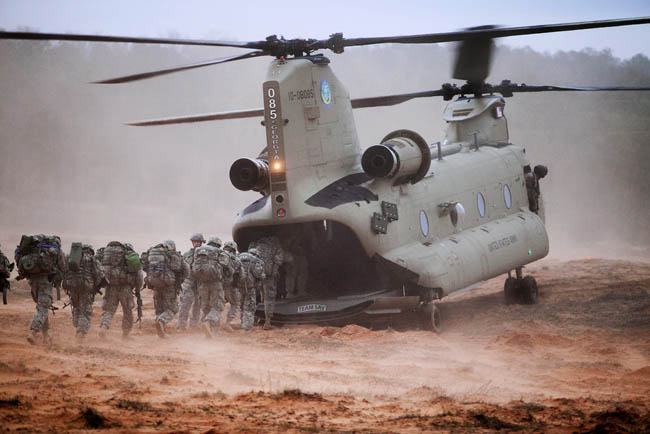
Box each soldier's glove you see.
[9,263,14,272]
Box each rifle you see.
[94,277,108,296]
[134,287,143,328]
[49,305,59,315]
[1,278,8,305]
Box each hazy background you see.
[0,2,649,258]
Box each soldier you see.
[221,240,242,331]
[98,241,143,339]
[193,239,225,338]
[62,244,105,342]
[238,247,265,331]
[14,234,66,345]
[282,231,310,298]
[142,240,188,338]
[524,164,548,214]
[178,233,204,332]
[250,236,284,330]
[0,243,15,305]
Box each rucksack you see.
[192,245,221,282]
[63,249,95,293]
[142,244,175,288]
[68,242,83,272]
[16,234,61,276]
[101,241,129,285]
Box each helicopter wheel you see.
[504,277,518,305]
[428,304,442,334]
[519,276,538,305]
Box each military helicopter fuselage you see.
[230,57,548,324]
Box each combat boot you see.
[222,323,234,333]
[155,320,167,338]
[263,316,272,330]
[121,329,131,339]
[201,322,213,339]
[75,331,86,343]
[27,329,37,345]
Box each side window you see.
[477,192,486,217]
[503,184,512,209]
[419,210,429,236]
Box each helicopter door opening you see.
[235,221,388,298]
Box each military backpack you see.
[192,245,221,282]
[16,234,61,276]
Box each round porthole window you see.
[503,184,512,209]
[419,210,429,236]
[477,192,486,217]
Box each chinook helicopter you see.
[3,17,650,332]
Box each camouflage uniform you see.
[62,244,104,339]
[238,249,265,330]
[178,233,205,331]
[143,240,188,338]
[0,245,13,303]
[99,242,144,337]
[195,241,226,337]
[283,233,309,297]
[250,236,284,329]
[221,240,242,328]
[15,234,66,344]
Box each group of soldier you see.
[0,231,296,345]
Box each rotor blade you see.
[350,90,445,108]
[315,17,650,49]
[129,90,445,125]
[507,84,650,93]
[0,30,267,49]
[94,51,269,84]
[127,108,265,126]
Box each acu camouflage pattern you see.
[178,246,202,330]
[14,235,66,333]
[63,246,104,335]
[237,251,265,330]
[99,241,144,333]
[221,247,242,324]
[194,245,226,330]
[143,243,189,326]
[250,236,284,319]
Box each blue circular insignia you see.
[320,79,332,107]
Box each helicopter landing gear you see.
[429,304,442,334]
[504,268,538,305]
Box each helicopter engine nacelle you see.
[229,158,269,192]
[361,129,431,185]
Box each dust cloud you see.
[1,40,649,259]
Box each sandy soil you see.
[1,257,649,433]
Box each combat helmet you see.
[190,232,205,243]
[124,242,134,251]
[163,240,176,251]
[208,236,222,248]
[82,244,94,255]
[224,240,238,253]
[248,248,260,257]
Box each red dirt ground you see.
[1,258,649,432]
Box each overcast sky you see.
[1,0,649,59]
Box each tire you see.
[504,277,518,304]
[430,304,442,334]
[520,276,538,305]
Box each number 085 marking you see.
[267,88,277,119]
